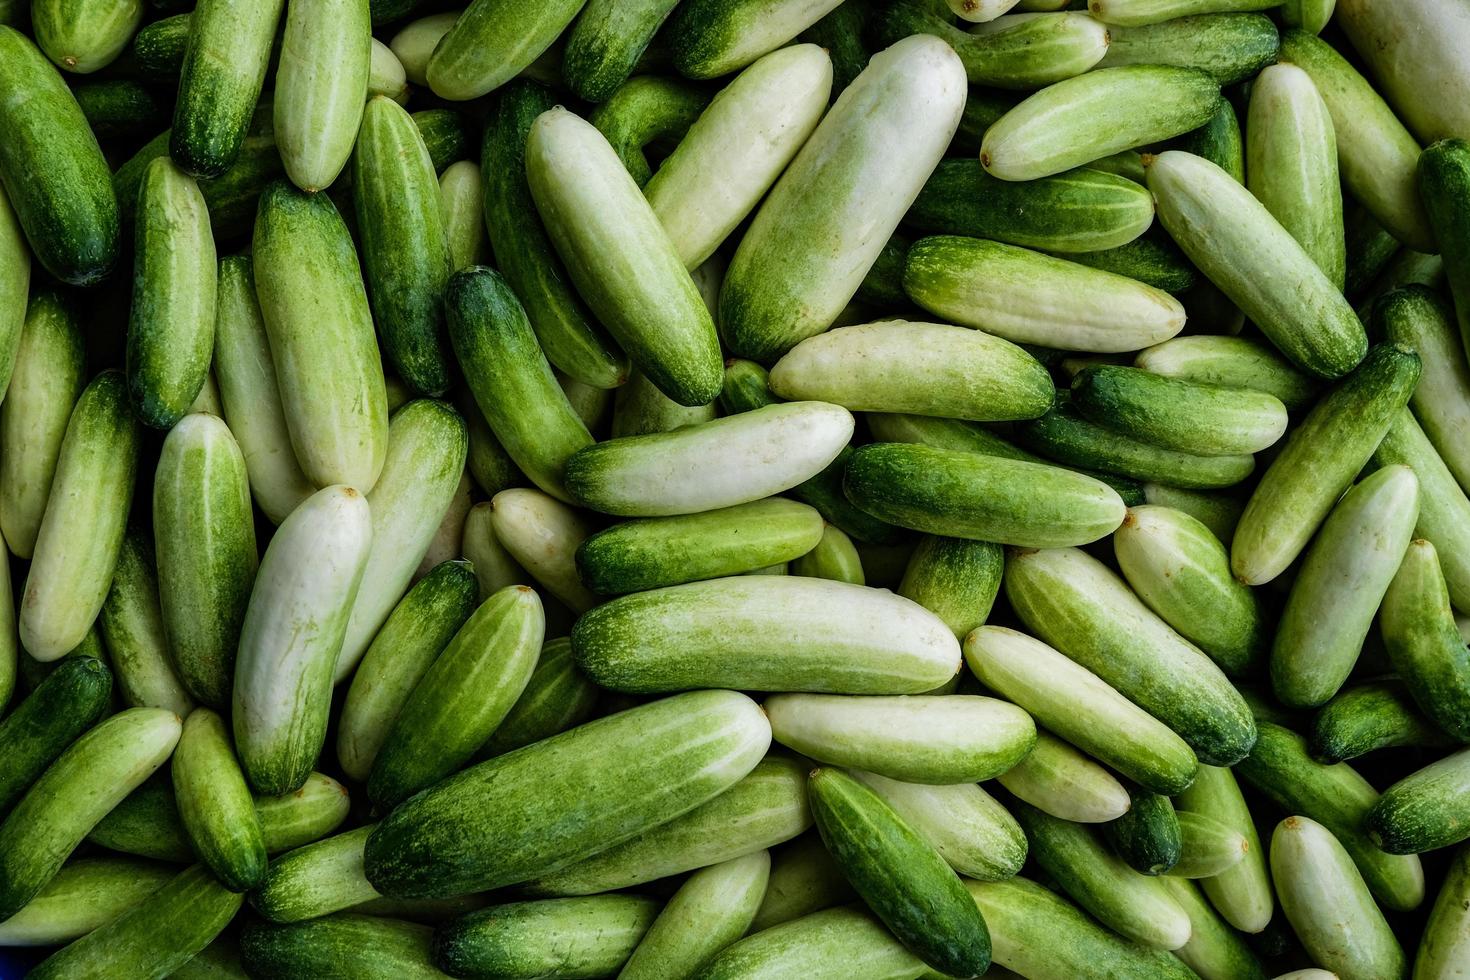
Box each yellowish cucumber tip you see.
[1282,815,1302,830]
[1121,509,1138,528]
[1140,153,1158,168]
[979,150,992,167]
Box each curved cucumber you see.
[426,0,582,100]
[897,536,1003,640]
[1072,365,1287,457]
[619,850,769,980]
[995,731,1131,824]
[1097,13,1278,84]
[368,37,409,104]
[851,771,1026,882]
[0,857,171,946]
[252,824,380,923]
[99,530,194,715]
[172,707,266,891]
[1381,539,1470,743]
[562,0,680,102]
[274,0,369,192]
[590,75,710,188]
[872,6,1107,89]
[482,488,595,613]
[611,367,716,437]
[478,637,599,759]
[435,895,658,978]
[1311,681,1450,765]
[1133,334,1319,410]
[0,655,111,814]
[242,913,441,979]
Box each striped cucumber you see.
[1373,409,1470,612]
[797,0,869,95]
[719,34,965,362]
[872,6,1107,89]
[274,0,369,192]
[241,913,443,979]
[995,731,1131,824]
[619,850,769,980]
[1102,788,1180,876]
[1379,286,1470,494]
[1179,95,1243,184]
[1381,539,1470,742]
[1159,877,1266,980]
[852,772,1025,882]
[434,896,658,978]
[790,524,863,585]
[100,530,194,715]
[388,12,454,88]
[233,485,372,795]
[439,161,487,273]
[1175,764,1272,933]
[369,38,409,105]
[426,0,583,100]
[478,637,599,759]
[897,536,1003,640]
[1312,681,1451,764]
[0,857,171,946]
[1096,12,1278,84]
[252,825,380,923]
[1367,748,1470,854]
[32,0,142,73]
[1070,365,1288,456]
[1134,334,1319,410]
[154,413,257,708]
[561,0,679,102]
[172,707,266,891]
[1171,811,1249,878]
[0,655,111,814]
[572,576,959,694]
[667,0,842,79]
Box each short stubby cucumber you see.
[1070,365,1288,456]
[897,536,1003,640]
[1380,538,1470,743]
[171,707,267,892]
[240,913,442,979]
[274,0,370,192]
[1311,681,1452,765]
[996,732,1131,825]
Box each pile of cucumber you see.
[2,0,1470,976]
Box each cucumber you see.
[1380,538,1470,743]
[1270,816,1407,980]
[1378,286,1470,494]
[1137,485,1242,553]
[572,576,959,694]
[861,773,1028,882]
[369,38,409,104]
[488,489,598,613]
[1066,236,1195,293]
[1235,722,1425,912]
[1345,203,1402,301]
[232,485,373,795]
[461,503,529,599]
[526,107,721,406]
[1368,748,1470,854]
[1373,409,1470,611]
[253,825,380,923]
[1096,12,1277,83]
[336,399,468,681]
[1246,63,1344,289]
[620,850,769,980]
[750,836,855,933]
[966,876,1198,980]
[965,625,1198,794]
[1113,505,1264,677]
[525,755,810,896]
[719,34,965,362]
[611,368,717,437]
[33,0,141,72]
[872,6,1107,89]
[337,561,478,782]
[667,0,842,79]
[1071,365,1288,456]
[765,694,1035,784]
[1148,150,1366,378]
[1133,334,1320,410]
[1010,799,1192,950]
[354,97,452,395]
[1270,465,1420,708]
[0,28,117,285]
[409,109,470,174]
[1417,841,1470,979]
[426,0,582,100]
[1158,877,1266,980]
[589,75,710,187]
[797,0,869,96]
[99,529,194,715]
[908,161,1153,255]
[387,12,453,88]
[0,856,171,946]
[1090,0,1277,22]
[242,913,443,979]
[713,906,928,979]
[274,0,369,191]
[0,655,111,814]
[896,537,1002,640]
[434,896,658,978]
[1178,94,1243,184]
[577,498,823,595]
[461,395,524,499]
[172,707,266,891]
[809,768,990,977]
[903,236,1186,353]
[1171,811,1249,878]
[1311,681,1451,764]
[1336,0,1470,145]
[995,731,1131,824]
[130,12,190,81]
[1232,344,1421,585]
[19,371,138,662]
[445,267,592,503]
[1102,788,1180,876]
[565,401,854,516]
[0,708,181,919]
[561,0,678,101]
[1422,140,1470,344]
[0,187,24,411]
[790,524,863,585]
[439,162,485,272]
[1174,764,1272,933]
[1004,547,1256,766]
[253,181,389,492]
[477,637,599,759]
[171,0,285,178]
[211,256,314,524]
[73,79,166,138]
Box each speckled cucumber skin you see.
[898,536,1003,640]
[1367,748,1470,855]
[619,850,769,980]
[1311,681,1451,764]
[0,656,112,814]
[1096,13,1278,84]
[1378,286,1470,495]
[871,6,1108,90]
[1415,838,1470,977]
[0,857,174,947]
[667,0,844,80]
[1071,365,1288,456]
[426,0,583,101]
[478,637,600,759]
[562,0,680,102]
[1380,539,1470,744]
[250,824,380,923]
[171,708,267,892]
[1133,334,1319,410]
[32,0,142,74]
[434,895,658,978]
[700,906,928,980]
[1373,409,1470,613]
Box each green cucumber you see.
[1113,505,1264,678]
[232,485,372,795]
[908,160,1154,255]
[253,825,380,923]
[620,850,769,980]
[1373,409,1470,611]
[388,12,453,88]
[0,856,172,946]
[1381,538,1470,742]
[590,75,710,187]
[1422,140,1470,347]
[1246,63,1345,289]
[667,0,843,79]
[897,537,1002,640]
[170,0,285,178]
[855,772,1026,882]
[0,655,111,814]
[426,0,582,100]
[434,895,658,978]
[809,768,990,977]
[1004,546,1256,766]
[965,625,1198,794]
[0,186,24,416]
[797,0,869,96]
[749,836,855,933]
[1378,286,1470,494]
[0,708,180,919]
[705,906,927,979]
[461,394,524,498]
[1171,811,1249,878]
[369,37,409,104]
[99,529,194,716]
[647,44,831,270]
[1271,465,1420,708]
[73,79,166,138]
[488,489,598,612]
[903,236,1186,352]
[1066,235,1197,293]
[527,106,721,405]
[1232,344,1421,585]
[1270,816,1407,980]
[20,371,138,662]
[460,503,529,599]
[1071,365,1288,456]
[1148,150,1366,378]
[1416,840,1470,978]
[1133,334,1319,410]
[871,6,1108,89]
[33,0,141,73]
[611,368,717,437]
[1345,203,1402,300]
[1175,764,1272,933]
[1311,681,1451,764]
[477,637,599,759]
[1158,877,1266,980]
[1336,0,1470,144]
[719,34,965,362]
[561,0,679,101]
[1138,485,1242,550]
[765,693,1034,784]
[1089,0,1277,22]
[409,108,470,174]
[995,730,1131,824]
[153,412,256,708]
[172,707,266,891]
[130,12,190,81]
[117,127,286,242]
[791,524,864,585]
[242,913,444,979]
[1102,788,1181,876]
[274,0,369,191]
[572,576,959,694]
[0,28,117,286]
[1367,748,1470,854]
[438,161,486,272]
[1235,721,1425,912]
[1178,95,1243,185]
[1097,13,1277,84]
[526,755,810,895]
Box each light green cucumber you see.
[707,906,929,980]
[99,529,194,716]
[438,161,485,272]
[387,12,454,87]
[336,399,467,681]
[561,0,679,101]
[965,625,1198,794]
[1378,286,1470,494]
[790,524,863,585]
[1089,0,1277,22]
[719,34,965,362]
[477,637,599,759]
[1373,409,1470,612]
[1175,764,1272,933]
[1103,788,1180,876]
[153,413,257,708]
[565,401,853,516]
[1336,0,1470,144]
[363,689,770,898]
[435,895,658,978]
[559,372,613,433]
[253,181,388,492]
[253,825,380,923]
[749,836,855,933]
[0,857,171,946]
[1367,749,1470,855]
[572,576,959,694]
[426,0,583,100]
[1071,364,1287,456]
[897,537,1002,640]
[368,38,408,104]
[1171,811,1249,878]
[460,503,529,599]
[0,185,25,412]
[1159,876,1266,980]
[1416,840,1470,979]
[0,707,181,919]
[241,913,443,979]
[903,236,1186,352]
[0,655,111,814]
[1313,681,1451,765]
[233,485,373,795]
[1114,505,1264,677]
[172,707,266,892]
[526,107,721,405]
[1381,539,1470,742]
[873,6,1107,89]
[32,0,141,72]
[1133,334,1320,410]
[995,730,1131,823]
[20,370,138,662]
[488,488,597,612]
[274,0,369,191]
[611,368,716,437]
[619,850,769,980]
[765,693,1034,784]
[647,44,830,270]
[1004,546,1256,766]
[850,771,1026,881]
[667,0,842,79]
[1270,465,1420,708]
[1096,12,1278,83]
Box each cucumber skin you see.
[619,851,770,980]
[171,708,267,892]
[73,79,166,139]
[700,906,927,980]
[425,0,582,101]
[130,12,190,81]
[898,537,1003,640]
[1102,789,1181,876]
[0,27,118,286]
[667,0,844,80]
[100,529,194,717]
[1380,539,1470,743]
[273,0,369,193]
[1419,139,1470,352]
[242,913,443,979]
[1313,681,1451,765]
[562,0,680,102]
[590,76,711,189]
[433,895,659,979]
[0,856,174,947]
[1178,96,1243,184]
[1366,748,1470,855]
[1175,764,1272,935]
[477,637,600,759]
[1416,839,1470,978]
[0,656,111,814]
[1066,236,1198,293]
[1098,13,1279,84]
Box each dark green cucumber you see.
[1367,748,1470,855]
[410,109,470,174]
[897,536,1002,640]
[1380,538,1470,742]
[72,79,166,139]
[1345,202,1402,301]
[1097,12,1279,84]
[855,234,909,309]
[477,637,600,759]
[1419,139,1470,351]
[1178,97,1244,184]
[0,656,111,814]
[562,0,680,102]
[130,11,189,80]
[1066,235,1197,293]
[1102,789,1181,876]
[666,0,847,80]
[590,75,709,186]
[1310,681,1452,764]
[798,0,871,96]
[434,896,659,978]
[242,913,443,979]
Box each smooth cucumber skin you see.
[1160,876,1266,980]
[791,524,863,585]
[427,0,583,100]
[0,857,173,947]
[1381,539,1470,743]
[487,488,598,613]
[872,6,1108,90]
[572,576,960,695]
[433,895,658,978]
[1175,765,1272,934]
[719,34,965,362]
[700,906,928,980]
[1179,96,1243,184]
[619,850,769,980]
[171,708,267,892]
[1337,0,1470,145]
[0,656,111,813]
[562,0,679,102]
[1367,749,1470,855]
[1067,235,1197,294]
[477,637,600,759]
[1097,12,1278,84]
[354,97,452,395]
[364,689,770,899]
[852,772,1026,882]
[1311,681,1451,765]
[1374,409,1470,612]
[439,160,485,271]
[274,0,369,192]
[32,0,142,73]
[74,78,166,138]
[0,27,118,285]
[171,0,285,178]
[898,537,1003,640]
[810,768,990,977]
[242,913,444,979]
[1417,841,1470,979]
[611,367,717,438]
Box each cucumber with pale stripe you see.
[478,637,599,759]
[1089,0,1277,25]
[996,731,1131,824]
[439,161,485,272]
[0,655,111,814]
[1367,748,1470,854]
[253,825,380,923]
[172,707,266,892]
[31,0,141,73]
[561,0,679,102]
[1133,334,1319,410]
[1071,365,1287,456]
[851,771,1026,882]
[1381,539,1470,743]
[1171,811,1249,879]
[1417,842,1470,979]
[100,529,194,715]
[1096,12,1278,83]
[242,913,442,978]
[1311,681,1451,764]
[0,857,171,946]
[619,851,769,980]
[873,6,1107,89]
[274,0,369,192]
[435,896,658,979]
